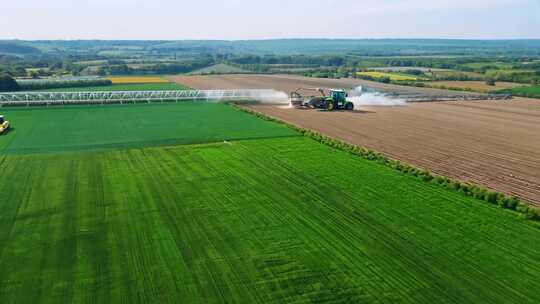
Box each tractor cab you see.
[290,87,354,111]
[327,89,354,111]
[330,89,348,102]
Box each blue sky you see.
[2,0,540,40]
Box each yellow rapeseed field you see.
[108,76,169,84]
[426,81,521,92]
[357,71,419,81]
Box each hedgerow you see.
[17,79,112,91]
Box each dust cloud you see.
[348,86,406,107]
[202,89,289,104]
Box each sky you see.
[1,0,540,40]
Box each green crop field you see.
[511,85,540,98]
[463,62,514,69]
[40,83,188,92]
[0,103,296,154]
[0,103,539,303]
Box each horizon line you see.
[2,37,540,42]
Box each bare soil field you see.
[171,74,540,206]
[170,74,477,98]
[426,81,522,92]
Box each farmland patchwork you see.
[0,103,539,303]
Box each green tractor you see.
[290,88,354,111]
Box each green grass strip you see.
[0,102,297,155]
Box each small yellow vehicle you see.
[0,115,10,135]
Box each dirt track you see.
[171,74,540,206]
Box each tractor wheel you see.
[326,101,335,111]
[345,102,354,111]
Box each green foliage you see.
[379,76,391,83]
[402,69,426,76]
[355,73,393,83]
[0,41,41,55]
[485,69,540,84]
[228,54,346,66]
[508,85,540,98]
[18,79,112,91]
[39,83,188,92]
[486,191,501,204]
[99,58,215,75]
[0,74,19,92]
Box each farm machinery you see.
[290,88,355,111]
[0,115,10,134]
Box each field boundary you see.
[237,104,540,221]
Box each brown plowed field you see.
[170,74,540,206]
[170,74,476,97]
[426,81,522,92]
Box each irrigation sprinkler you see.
[0,89,288,107]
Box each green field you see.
[463,62,514,70]
[39,83,187,92]
[0,103,539,303]
[0,103,295,154]
[510,85,540,98]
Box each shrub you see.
[486,192,500,205]
[421,174,434,182]
[379,77,391,84]
[17,78,112,91]
[517,204,539,220]
[434,176,446,185]
[506,197,520,210]
[516,203,530,214]
[486,79,496,86]
[451,181,462,191]
[0,74,19,92]
[468,186,485,200]
[459,184,471,195]
[404,69,424,76]
[498,197,508,208]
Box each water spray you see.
[347,86,407,107]
[0,89,291,107]
[202,89,289,104]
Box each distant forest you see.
[1,39,540,84]
[1,39,540,57]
